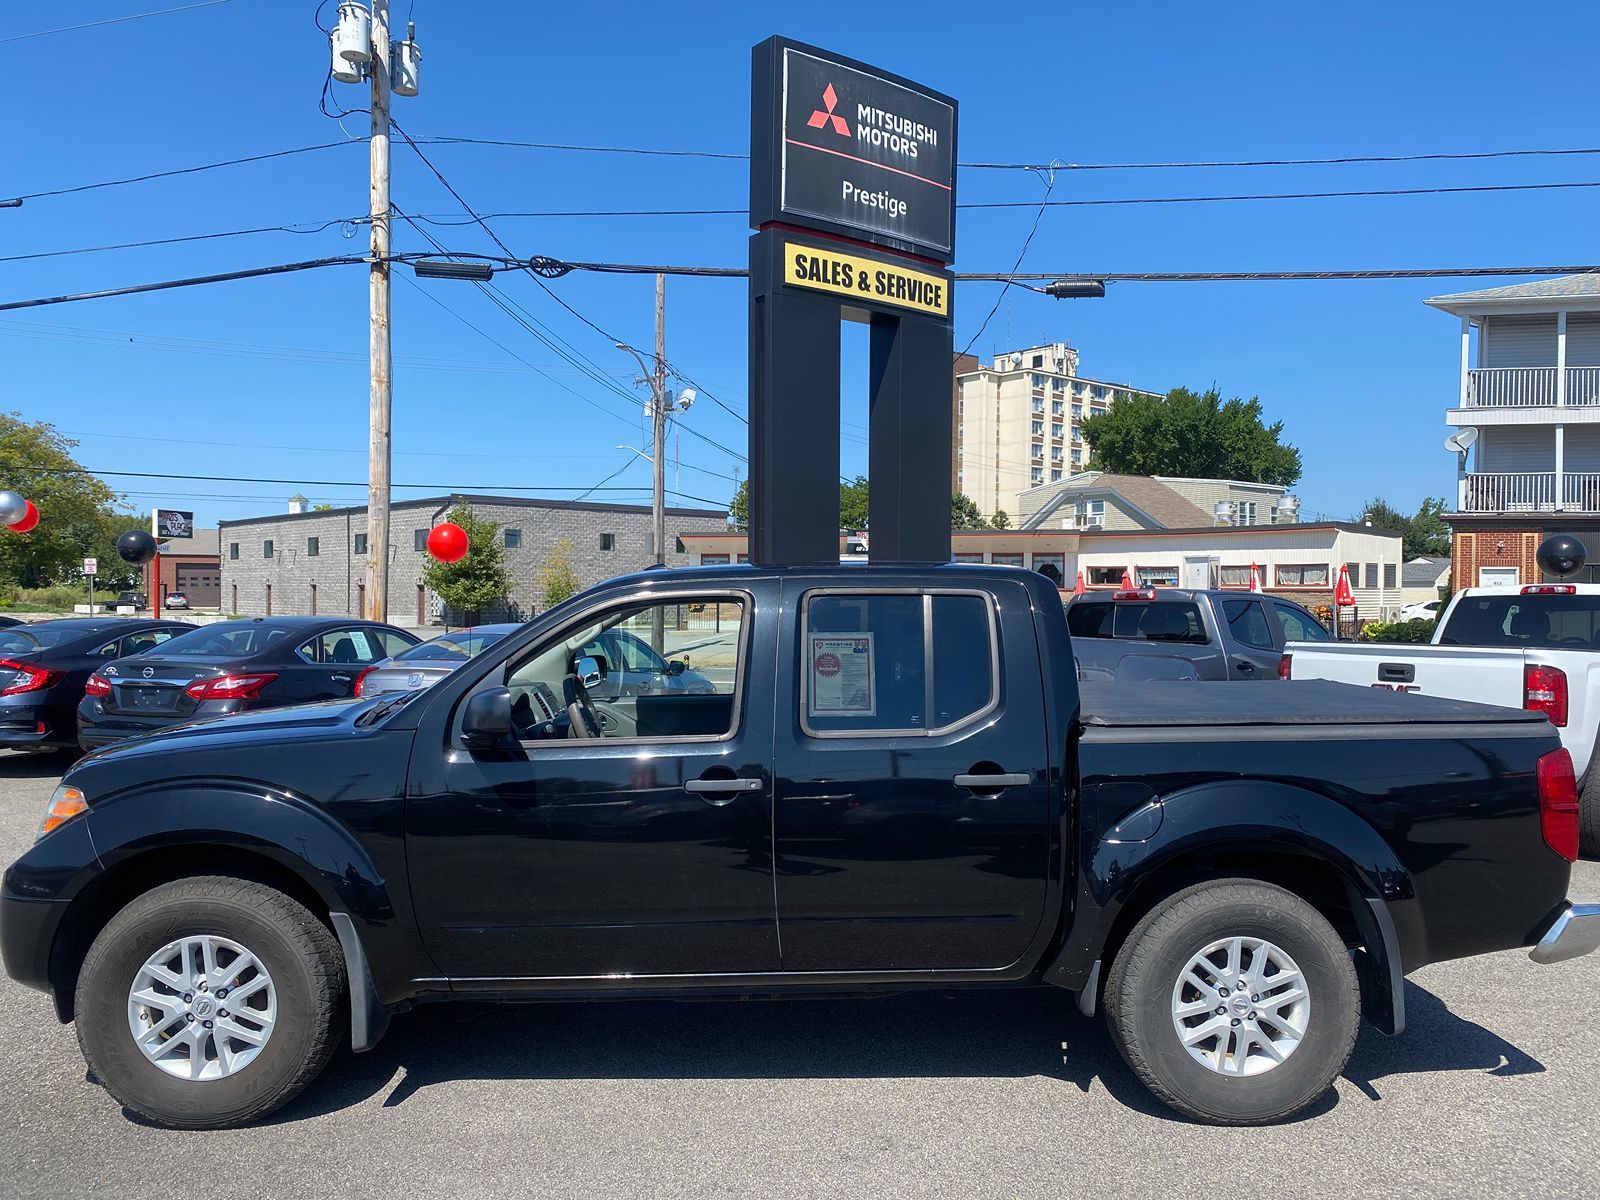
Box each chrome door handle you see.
[684,778,764,794]
[331,673,353,684]
[953,773,1030,789]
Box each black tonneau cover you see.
[1079,679,1550,728]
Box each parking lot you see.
[0,750,1596,1200]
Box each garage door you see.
[174,562,221,606]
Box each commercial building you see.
[155,527,221,609]
[1016,471,1299,532]
[680,521,1405,618]
[953,342,1162,520]
[219,495,727,625]
[1435,275,1600,585]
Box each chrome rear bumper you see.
[1530,902,1600,964]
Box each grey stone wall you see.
[219,496,728,625]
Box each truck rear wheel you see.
[74,875,346,1129]
[1580,770,1600,859]
[1104,878,1359,1125]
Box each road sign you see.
[82,557,97,575]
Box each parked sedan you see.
[0,617,192,752]
[76,616,419,749]
[354,622,521,696]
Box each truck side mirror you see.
[461,687,512,747]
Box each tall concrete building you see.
[953,342,1162,520]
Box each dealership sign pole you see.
[748,37,957,564]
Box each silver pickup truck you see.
[1066,587,1333,682]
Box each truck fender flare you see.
[1047,779,1417,1034]
[84,781,397,931]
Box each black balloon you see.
[1536,534,1587,579]
[116,528,158,566]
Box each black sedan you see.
[0,617,192,752]
[77,616,419,750]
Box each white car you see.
[1398,599,1441,622]
[1284,581,1600,853]
[164,592,190,610]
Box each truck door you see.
[405,588,779,979]
[1218,597,1283,679]
[773,581,1053,973]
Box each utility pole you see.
[652,272,667,568]
[365,0,392,621]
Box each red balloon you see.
[426,522,469,563]
[7,500,38,533]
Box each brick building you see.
[155,527,221,608]
[218,495,728,625]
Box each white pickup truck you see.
[1283,582,1600,854]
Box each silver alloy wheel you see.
[125,934,277,1081]
[1170,935,1310,1077]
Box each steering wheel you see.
[562,674,602,739]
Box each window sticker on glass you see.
[809,633,876,717]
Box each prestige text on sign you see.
[784,242,950,317]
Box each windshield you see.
[395,628,510,662]
[1067,600,1209,645]
[152,622,297,657]
[1439,593,1600,650]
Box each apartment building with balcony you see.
[1432,276,1600,586]
[953,342,1162,520]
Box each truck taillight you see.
[1524,664,1569,727]
[185,673,277,701]
[1113,589,1157,600]
[1537,747,1580,862]
[1278,654,1292,680]
[83,673,112,697]
[1522,584,1577,595]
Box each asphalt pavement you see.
[1,749,1596,1199]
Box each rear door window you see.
[1066,601,1114,638]
[299,629,385,665]
[802,591,997,736]
[1221,599,1276,649]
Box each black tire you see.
[1580,768,1600,860]
[1104,878,1359,1125]
[75,875,346,1129]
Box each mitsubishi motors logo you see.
[807,83,850,136]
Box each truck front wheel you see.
[1104,878,1359,1125]
[73,875,346,1129]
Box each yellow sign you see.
[783,242,950,317]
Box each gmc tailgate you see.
[1283,640,1527,702]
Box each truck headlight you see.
[38,783,88,840]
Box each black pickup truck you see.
[4,564,1596,1129]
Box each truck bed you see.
[1079,679,1551,728]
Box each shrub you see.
[0,584,84,612]
[1358,617,1436,644]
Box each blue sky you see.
[5,0,1600,527]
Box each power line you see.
[4,141,357,204]
[33,466,730,508]
[0,218,359,265]
[0,0,234,44]
[960,169,1057,357]
[965,180,1600,208]
[0,254,379,313]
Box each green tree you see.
[1358,496,1451,559]
[990,509,1011,529]
[951,492,988,530]
[0,414,139,589]
[537,536,582,609]
[1081,387,1302,487]
[727,476,872,532]
[419,502,513,623]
